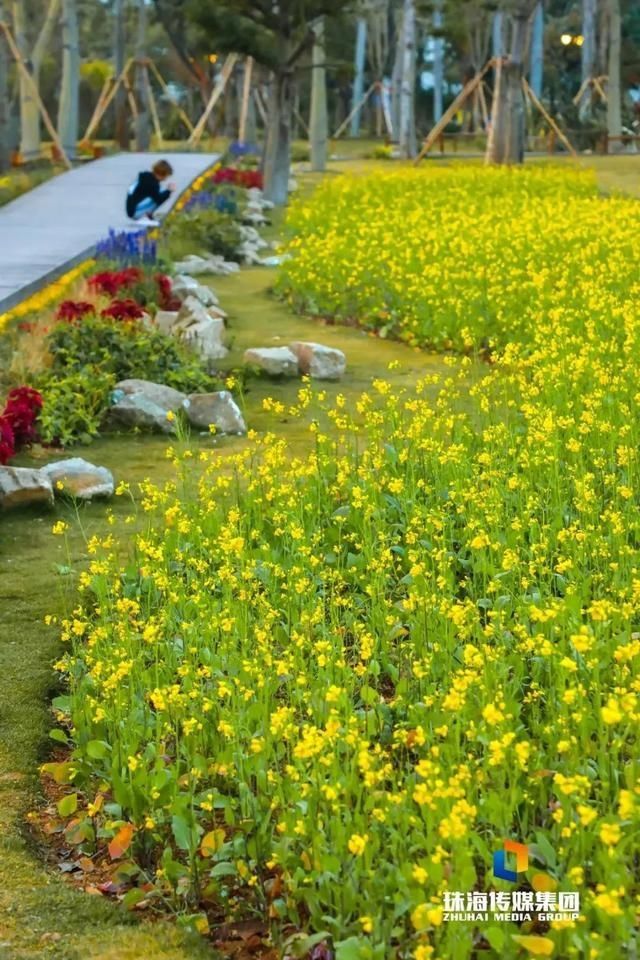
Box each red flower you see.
[56,300,95,322]
[210,166,263,190]
[100,298,145,321]
[154,273,180,311]
[0,386,42,461]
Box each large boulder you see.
[289,342,346,381]
[171,274,219,307]
[244,346,299,377]
[0,466,53,509]
[183,392,247,435]
[41,458,114,500]
[110,379,186,433]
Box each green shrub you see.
[291,142,311,162]
[165,209,241,263]
[37,367,114,446]
[47,317,214,394]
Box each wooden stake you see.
[253,88,267,125]
[0,20,72,169]
[189,54,238,147]
[572,76,591,107]
[238,56,253,142]
[522,77,578,158]
[148,59,194,134]
[478,81,489,128]
[84,74,112,141]
[122,70,139,120]
[84,58,133,140]
[143,64,164,147]
[416,60,493,164]
[592,76,608,103]
[332,81,377,140]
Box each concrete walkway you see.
[0,152,218,313]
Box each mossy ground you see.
[0,152,639,958]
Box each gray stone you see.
[0,466,53,509]
[172,254,213,276]
[289,341,347,380]
[183,392,247,435]
[244,346,299,377]
[110,379,187,433]
[41,458,114,500]
[180,318,228,360]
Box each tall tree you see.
[135,0,151,149]
[350,15,367,136]
[113,0,128,149]
[485,0,537,164]
[0,0,8,172]
[310,17,328,170]
[578,0,597,119]
[58,0,80,159]
[186,0,349,205]
[399,0,416,157]
[12,0,60,160]
[607,0,621,144]
[529,1,543,99]
[432,0,444,122]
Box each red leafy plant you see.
[100,298,146,322]
[211,167,263,189]
[155,273,180,311]
[0,386,43,465]
[88,267,143,297]
[56,300,95,322]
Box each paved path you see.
[0,152,218,313]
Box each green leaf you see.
[57,793,78,817]
[171,814,194,852]
[209,861,236,878]
[486,927,506,951]
[49,728,69,744]
[122,888,148,910]
[335,936,373,960]
[86,740,110,759]
[284,931,332,959]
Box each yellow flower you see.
[599,822,621,847]
[348,833,368,856]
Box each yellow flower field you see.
[52,167,639,959]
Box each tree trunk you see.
[399,0,416,157]
[310,17,328,171]
[486,1,536,164]
[350,17,367,137]
[432,0,444,122]
[492,10,504,59]
[607,0,622,144]
[0,0,8,172]
[263,70,293,206]
[529,2,543,99]
[390,13,403,140]
[13,0,59,161]
[578,0,597,120]
[113,0,128,148]
[58,0,79,160]
[135,0,151,150]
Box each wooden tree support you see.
[238,56,253,143]
[522,77,578,158]
[332,81,377,140]
[0,19,72,169]
[84,75,113,142]
[253,88,268,126]
[143,66,164,147]
[415,59,494,164]
[84,57,133,141]
[573,74,608,107]
[147,59,194,135]
[189,54,238,147]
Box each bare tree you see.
[12,0,60,160]
[58,0,80,159]
[0,0,8,172]
[578,0,597,120]
[485,0,537,164]
[135,0,151,150]
[310,17,328,170]
[113,0,128,149]
[350,15,367,136]
[399,0,416,156]
[607,0,621,144]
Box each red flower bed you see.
[88,267,143,297]
[211,167,263,190]
[155,273,181,311]
[56,300,95,322]
[0,386,43,464]
[100,298,146,322]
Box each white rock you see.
[172,254,212,276]
[183,392,247,435]
[289,342,347,381]
[180,318,228,360]
[0,466,53,509]
[288,177,298,192]
[242,211,268,227]
[154,310,180,335]
[244,347,299,377]
[41,458,114,499]
[172,274,219,307]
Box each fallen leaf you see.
[512,935,555,956]
[108,822,134,860]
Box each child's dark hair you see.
[152,159,173,178]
